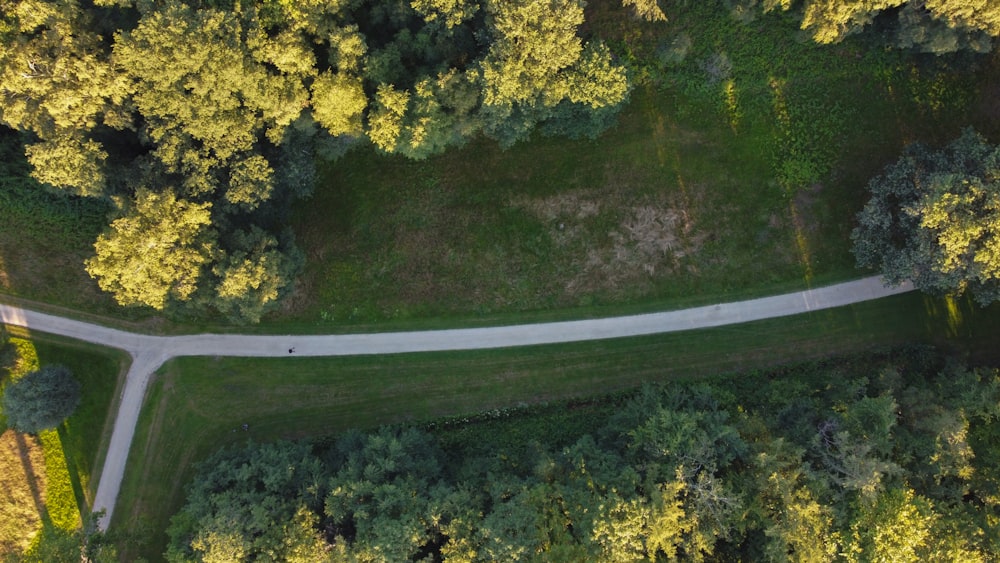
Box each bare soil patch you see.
[513,188,707,297]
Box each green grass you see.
[115,291,1000,560]
[0,331,125,557]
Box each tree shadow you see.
[12,430,51,529]
[56,424,88,517]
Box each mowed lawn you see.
[0,333,126,558]
[116,291,1000,560]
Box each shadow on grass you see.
[12,432,47,529]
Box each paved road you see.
[0,276,914,530]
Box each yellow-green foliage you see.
[310,72,367,137]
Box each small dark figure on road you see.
[288,347,295,354]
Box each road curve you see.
[0,276,914,530]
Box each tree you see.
[411,0,479,28]
[478,0,629,146]
[24,134,107,197]
[796,0,901,44]
[165,441,327,563]
[2,365,80,433]
[843,487,938,563]
[324,427,451,560]
[622,0,667,22]
[85,189,218,310]
[0,0,128,140]
[114,3,308,194]
[310,72,367,138]
[852,129,1000,305]
[211,227,298,324]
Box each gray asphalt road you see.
[0,275,914,530]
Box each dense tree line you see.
[166,349,1000,561]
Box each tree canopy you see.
[2,364,80,433]
[852,128,1000,305]
[773,0,1000,53]
[2,0,998,321]
[0,0,634,322]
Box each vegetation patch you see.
[0,331,125,560]
[163,347,1000,561]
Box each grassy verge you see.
[115,291,1000,560]
[0,331,126,558]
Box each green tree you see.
[223,154,275,210]
[211,227,298,324]
[85,189,218,310]
[478,0,629,146]
[796,0,901,44]
[813,395,901,499]
[591,481,688,561]
[622,0,667,22]
[166,441,327,563]
[411,0,479,28]
[753,439,839,562]
[843,487,937,563]
[0,0,127,139]
[852,128,1000,305]
[773,0,1000,52]
[310,72,367,138]
[114,3,308,193]
[324,427,450,560]
[2,365,80,434]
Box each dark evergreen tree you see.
[2,365,80,433]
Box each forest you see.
[1,0,999,322]
[160,348,1000,562]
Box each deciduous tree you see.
[85,189,218,310]
[852,129,1000,305]
[165,441,327,563]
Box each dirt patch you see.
[0,430,48,556]
[514,188,707,296]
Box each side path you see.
[0,276,914,530]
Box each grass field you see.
[0,332,126,558]
[115,291,1000,560]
